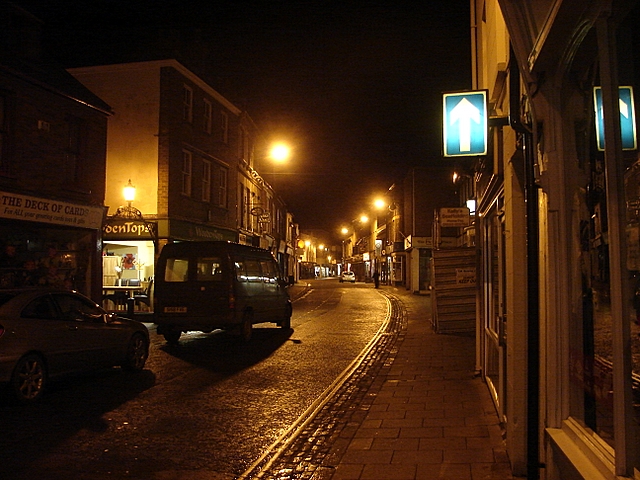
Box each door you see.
[483,200,507,422]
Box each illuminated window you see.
[181,150,192,196]
[203,99,212,134]
[182,85,193,123]
[202,160,211,202]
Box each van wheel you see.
[163,330,181,345]
[239,313,253,342]
[280,305,292,330]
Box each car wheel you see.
[163,330,181,345]
[122,333,149,371]
[238,312,253,342]
[11,353,47,404]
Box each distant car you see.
[0,288,149,403]
[340,271,356,283]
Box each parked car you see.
[0,288,149,403]
[340,271,356,283]
[154,241,292,344]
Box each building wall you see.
[0,2,110,302]
[478,0,640,477]
[69,63,160,215]
[69,60,243,241]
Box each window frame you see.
[220,110,229,144]
[203,98,212,134]
[182,84,193,123]
[202,159,211,202]
[181,150,193,197]
[216,165,228,208]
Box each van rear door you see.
[157,250,232,328]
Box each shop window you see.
[0,224,93,296]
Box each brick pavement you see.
[255,283,514,480]
[330,288,514,480]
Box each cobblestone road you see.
[242,291,406,480]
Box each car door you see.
[19,294,81,377]
[51,293,118,369]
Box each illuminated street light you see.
[374,198,387,210]
[269,143,291,163]
[360,214,369,224]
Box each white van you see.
[154,241,292,344]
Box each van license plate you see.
[164,306,188,313]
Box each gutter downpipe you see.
[509,49,540,480]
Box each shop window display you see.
[0,224,92,295]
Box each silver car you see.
[0,288,149,403]
[340,271,356,283]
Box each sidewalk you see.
[322,284,514,480]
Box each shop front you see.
[102,216,237,313]
[0,191,105,302]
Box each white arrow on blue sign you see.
[443,90,488,157]
[593,86,637,151]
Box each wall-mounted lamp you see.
[113,179,157,250]
[123,179,136,203]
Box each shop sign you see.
[104,219,155,239]
[170,219,236,242]
[0,191,103,229]
[404,236,433,250]
[440,207,470,227]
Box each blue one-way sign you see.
[594,86,637,151]
[443,90,488,157]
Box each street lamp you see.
[269,143,291,163]
[113,179,157,250]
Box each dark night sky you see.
[14,0,471,240]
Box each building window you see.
[181,150,192,196]
[239,126,250,163]
[202,160,211,202]
[216,166,228,208]
[203,99,212,134]
[182,85,193,123]
[220,111,228,143]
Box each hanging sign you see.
[443,90,488,157]
[594,86,637,151]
